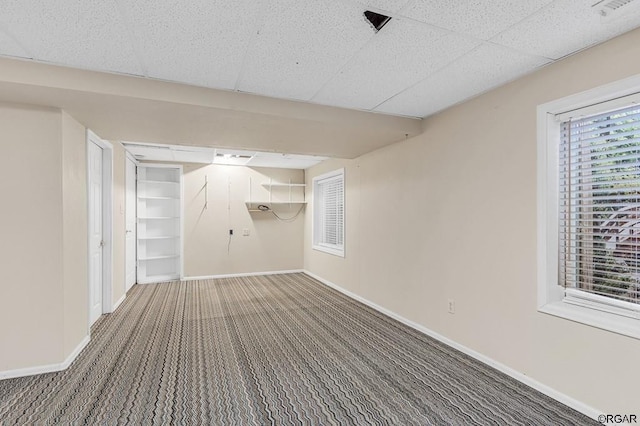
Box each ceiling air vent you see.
[215,153,252,159]
[364,10,391,32]
[592,0,640,20]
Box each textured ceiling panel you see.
[492,0,640,59]
[248,151,327,169]
[0,0,142,75]
[404,0,554,40]
[0,0,639,123]
[375,43,551,117]
[313,18,480,110]
[0,31,29,59]
[236,0,375,101]
[121,0,269,90]
[345,0,413,13]
[124,143,217,164]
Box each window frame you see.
[537,74,640,340]
[312,168,345,257]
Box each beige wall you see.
[0,103,88,372]
[183,164,304,277]
[0,103,64,370]
[61,111,88,356]
[304,29,640,413]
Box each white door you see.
[125,157,137,291]
[88,141,104,325]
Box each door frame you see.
[125,151,138,292]
[86,130,114,328]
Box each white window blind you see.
[559,103,640,315]
[313,169,344,256]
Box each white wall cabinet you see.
[136,164,183,283]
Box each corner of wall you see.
[61,111,89,360]
[0,104,65,373]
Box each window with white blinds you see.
[558,103,640,317]
[312,169,344,257]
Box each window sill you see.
[539,301,640,340]
[312,244,345,258]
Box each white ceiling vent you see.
[592,0,640,20]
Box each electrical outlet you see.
[229,229,233,235]
[243,228,250,236]
[448,299,455,314]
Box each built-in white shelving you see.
[138,180,180,185]
[136,164,183,283]
[138,196,180,200]
[139,254,180,261]
[247,178,306,212]
[138,216,180,219]
[139,236,179,240]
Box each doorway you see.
[87,130,113,327]
[125,154,137,291]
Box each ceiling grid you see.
[0,0,639,118]
[0,0,639,161]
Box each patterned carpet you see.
[0,273,595,425]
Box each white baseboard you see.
[112,293,126,312]
[0,335,90,381]
[182,269,304,281]
[302,270,601,421]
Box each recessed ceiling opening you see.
[216,153,252,159]
[122,142,327,169]
[364,10,392,32]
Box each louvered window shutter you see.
[313,169,344,256]
[558,104,640,314]
[318,175,343,246]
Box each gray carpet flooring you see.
[0,273,595,425]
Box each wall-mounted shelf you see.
[245,201,307,212]
[247,178,306,212]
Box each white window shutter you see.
[558,104,640,312]
[313,169,345,256]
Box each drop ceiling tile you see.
[126,145,175,162]
[124,143,217,164]
[171,150,215,164]
[248,152,327,169]
[313,18,481,111]
[236,0,375,101]
[375,43,551,117]
[0,30,29,59]
[0,0,142,75]
[121,0,272,90]
[345,0,412,14]
[403,0,553,40]
[492,0,640,60]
